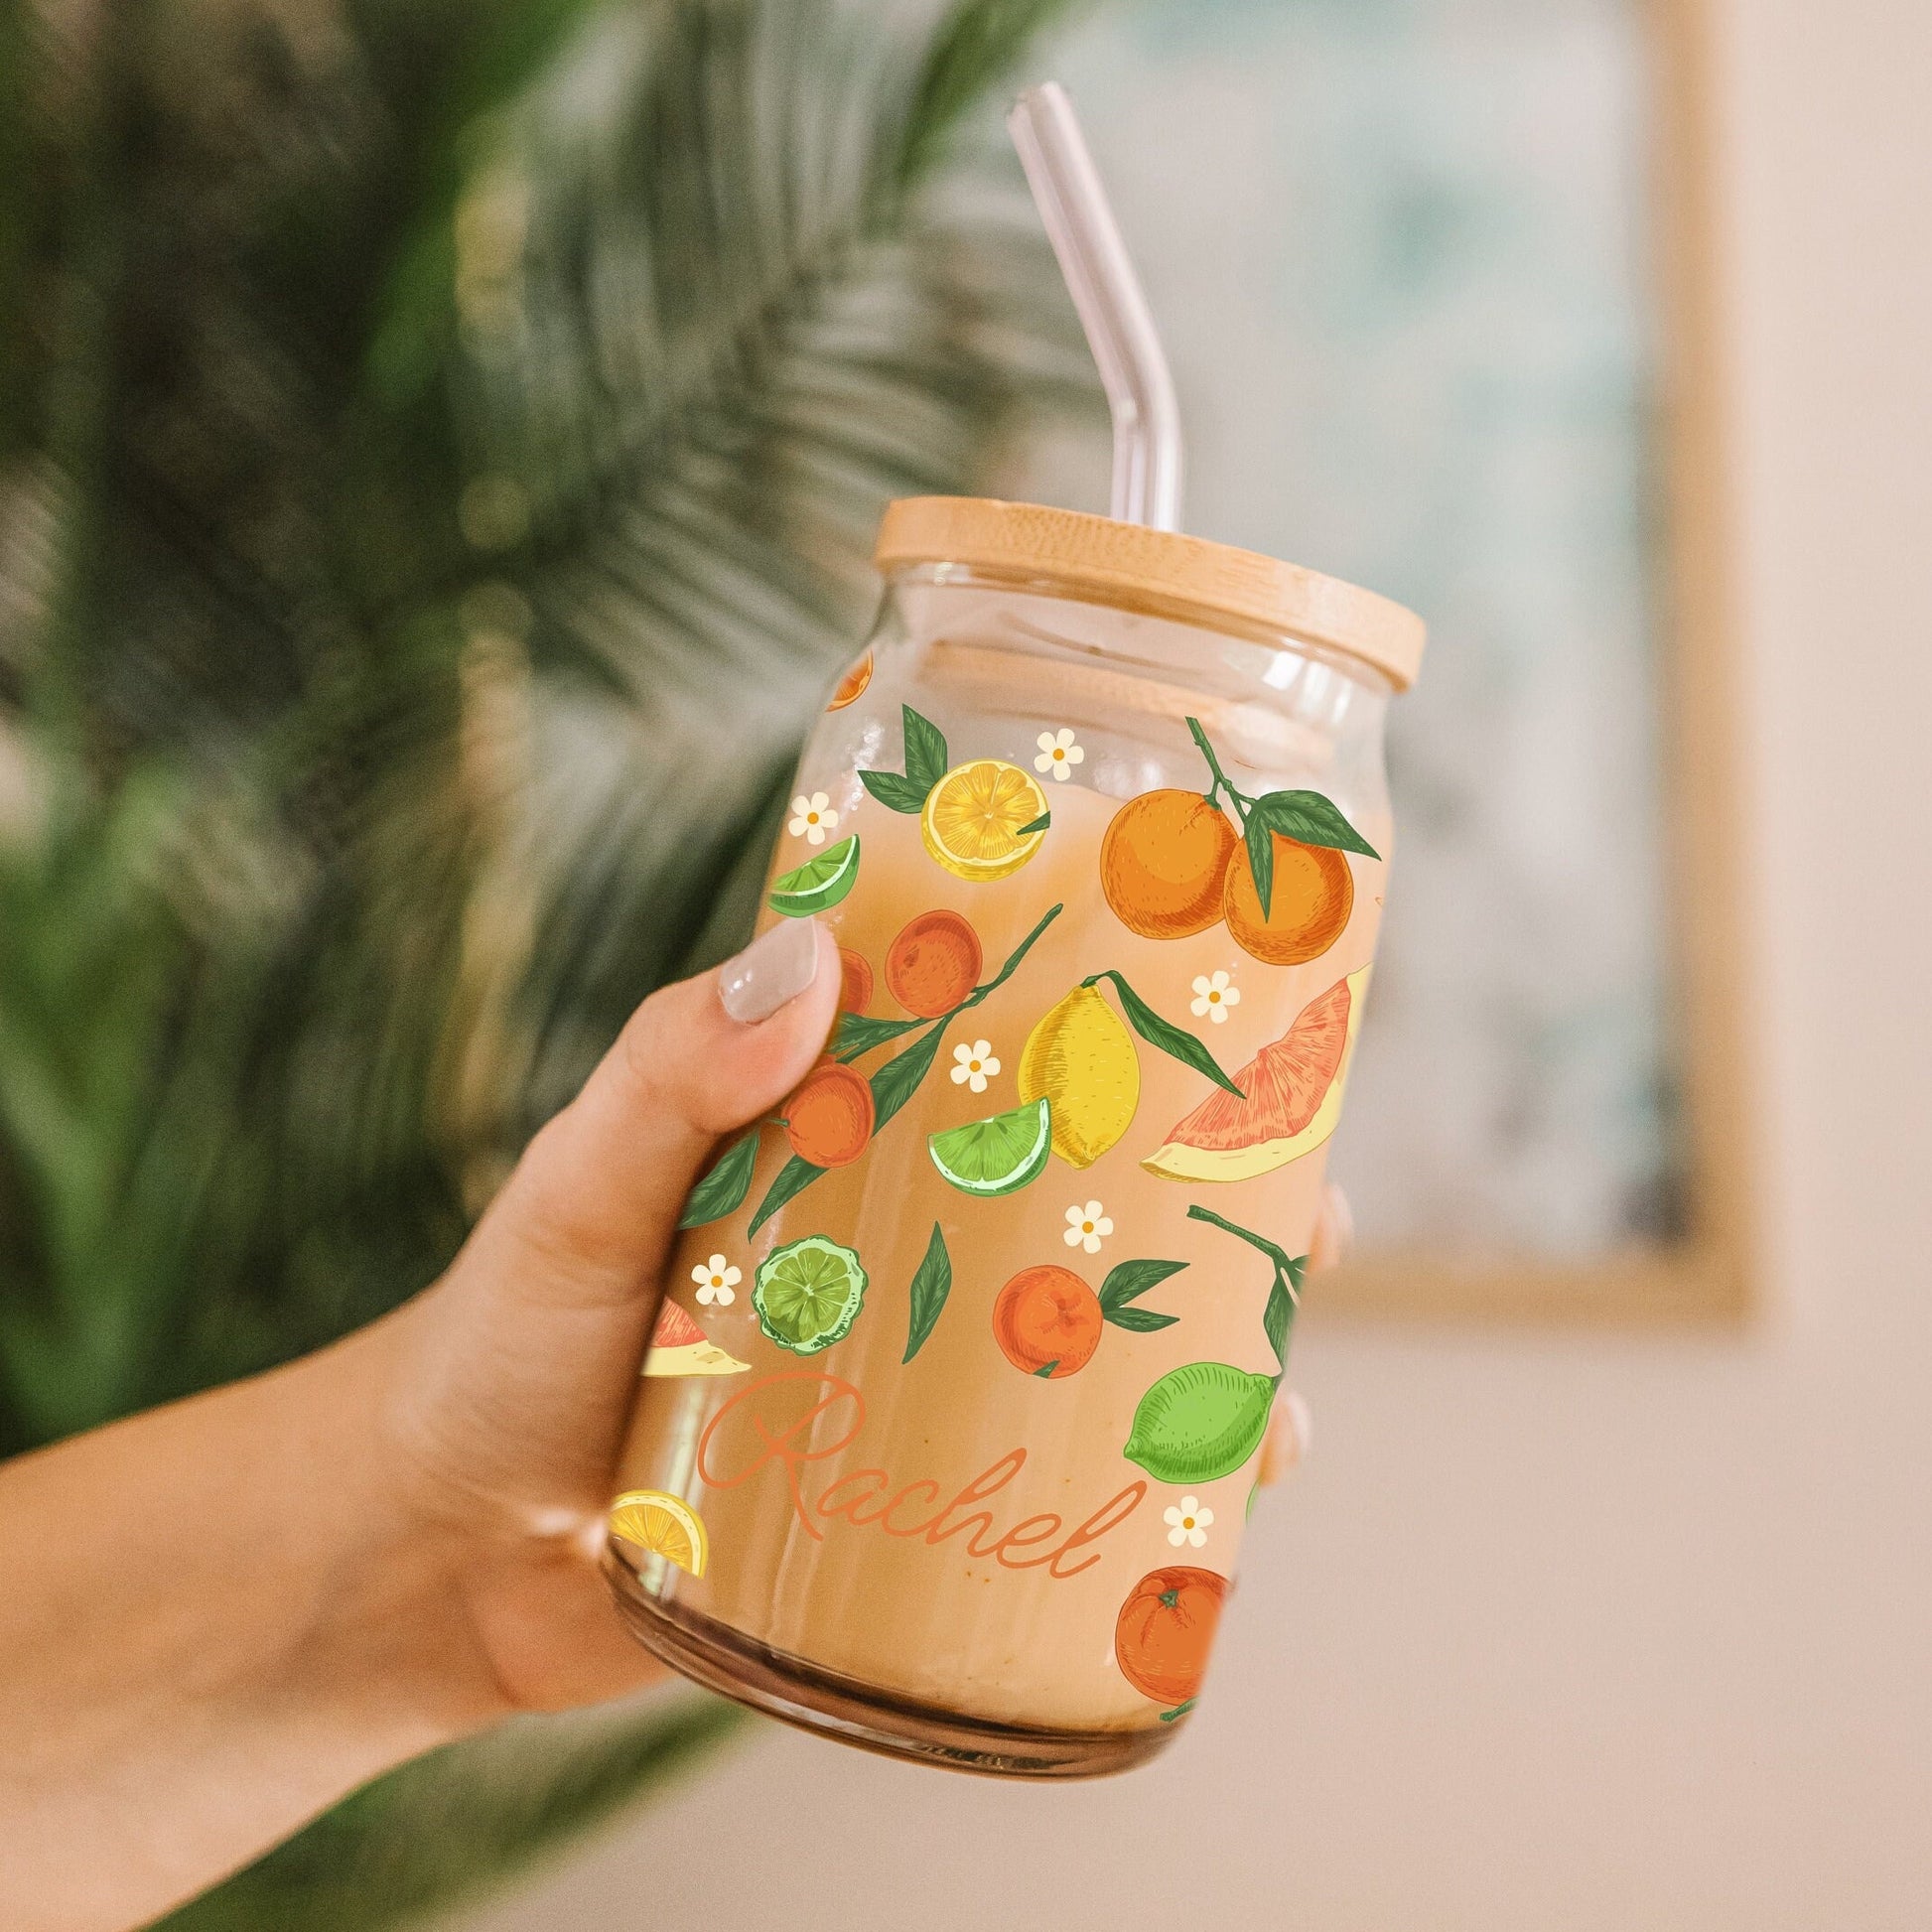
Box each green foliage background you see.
[0,0,1094,1918]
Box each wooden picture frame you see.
[1320,0,1756,1325]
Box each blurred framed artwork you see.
[1016,0,1750,1319]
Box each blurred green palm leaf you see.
[0,0,1095,1919]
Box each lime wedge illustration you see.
[768,835,861,916]
[753,1235,869,1354]
[1123,1361,1277,1484]
[927,1098,1052,1197]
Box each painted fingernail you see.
[718,917,822,1024]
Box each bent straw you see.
[1008,81,1184,531]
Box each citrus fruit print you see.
[1114,1567,1227,1706]
[1144,964,1370,1182]
[921,759,1048,882]
[1223,832,1353,965]
[990,1255,1187,1377]
[644,692,1384,1741]
[992,1264,1103,1379]
[928,1098,1052,1198]
[641,1300,750,1379]
[783,1061,875,1169]
[1123,1361,1278,1484]
[886,908,982,1017]
[837,947,874,1015]
[754,1235,869,1354]
[768,834,861,916]
[1018,985,1140,1169]
[1100,788,1237,939]
[609,1490,711,1579]
[827,650,874,710]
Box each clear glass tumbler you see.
[605,497,1424,1776]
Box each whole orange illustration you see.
[1100,790,1237,939]
[991,1265,1103,1379]
[1114,1566,1228,1705]
[885,908,982,1017]
[783,1061,876,1169]
[1222,832,1353,965]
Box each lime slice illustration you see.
[753,1235,869,1354]
[768,835,861,917]
[927,1098,1052,1197]
[1122,1361,1277,1484]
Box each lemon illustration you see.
[609,1489,711,1579]
[921,759,1048,883]
[1018,985,1141,1169]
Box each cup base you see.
[603,1548,1174,1780]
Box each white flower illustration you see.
[1164,1497,1214,1549]
[691,1254,742,1308]
[949,1039,1000,1093]
[1033,728,1085,782]
[787,791,838,845]
[1063,1200,1114,1254]
[1189,970,1240,1025]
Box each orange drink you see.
[606,499,1424,1775]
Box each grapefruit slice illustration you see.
[1142,964,1370,1182]
[641,1299,751,1378]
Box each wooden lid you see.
[875,497,1425,690]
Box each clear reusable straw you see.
[1008,81,1184,531]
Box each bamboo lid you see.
[876,497,1425,690]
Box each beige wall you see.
[462,0,1932,1924]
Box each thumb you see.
[483,914,842,1306]
[393,916,841,1518]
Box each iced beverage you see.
[606,498,1423,1775]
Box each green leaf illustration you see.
[1084,970,1244,1096]
[1159,1700,1197,1724]
[859,769,930,814]
[1262,1272,1297,1371]
[747,1153,826,1236]
[1102,1305,1179,1333]
[1187,1205,1308,1374]
[832,1011,926,1060]
[677,1132,759,1229]
[1034,1358,1059,1377]
[1098,1257,1188,1329]
[1244,810,1278,923]
[870,1021,951,1130]
[901,1223,953,1364]
[902,704,949,792]
[1017,809,1051,835]
[857,708,948,813]
[1246,789,1380,914]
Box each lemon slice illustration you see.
[928,1097,1053,1197]
[754,1235,869,1354]
[768,834,861,916]
[609,1489,711,1579]
[920,760,1047,882]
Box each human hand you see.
[347,921,1346,1726]
[354,915,844,1721]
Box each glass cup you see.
[605,498,1424,1777]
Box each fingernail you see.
[718,917,822,1024]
